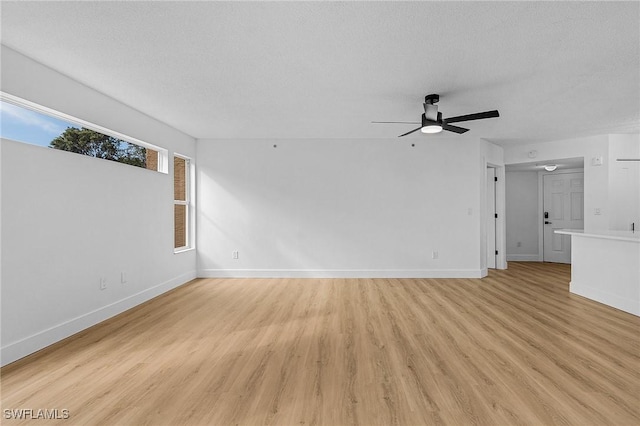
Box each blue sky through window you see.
[0,100,79,147]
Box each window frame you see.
[173,153,193,253]
[0,92,168,173]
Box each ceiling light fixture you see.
[421,124,443,134]
[544,164,558,171]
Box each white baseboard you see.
[506,254,541,262]
[198,268,484,279]
[1,270,197,367]
[570,281,639,317]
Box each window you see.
[174,155,191,250]
[0,93,167,173]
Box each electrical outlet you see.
[100,278,107,290]
[232,250,239,259]
[121,272,127,284]
[517,241,522,247]
[594,208,602,215]
[432,251,439,260]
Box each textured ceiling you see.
[1,1,639,144]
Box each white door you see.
[487,168,496,268]
[543,172,584,263]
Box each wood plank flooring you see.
[2,262,639,425]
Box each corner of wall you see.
[1,269,196,367]
[1,48,199,366]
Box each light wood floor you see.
[2,262,639,425]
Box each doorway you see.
[542,172,584,263]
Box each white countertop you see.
[555,229,640,243]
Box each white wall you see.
[1,46,197,366]
[569,233,640,316]
[608,134,640,231]
[505,171,539,261]
[504,134,639,233]
[504,135,610,231]
[197,138,486,278]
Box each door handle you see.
[545,221,552,224]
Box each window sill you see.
[174,247,195,254]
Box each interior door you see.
[487,168,496,268]
[543,172,584,263]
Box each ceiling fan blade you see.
[372,121,420,124]
[398,127,422,137]
[442,123,469,134]
[445,110,500,124]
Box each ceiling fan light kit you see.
[373,94,500,137]
[421,125,443,134]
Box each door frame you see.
[537,168,585,261]
[485,163,506,272]
[487,167,497,269]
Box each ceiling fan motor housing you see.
[421,113,443,127]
